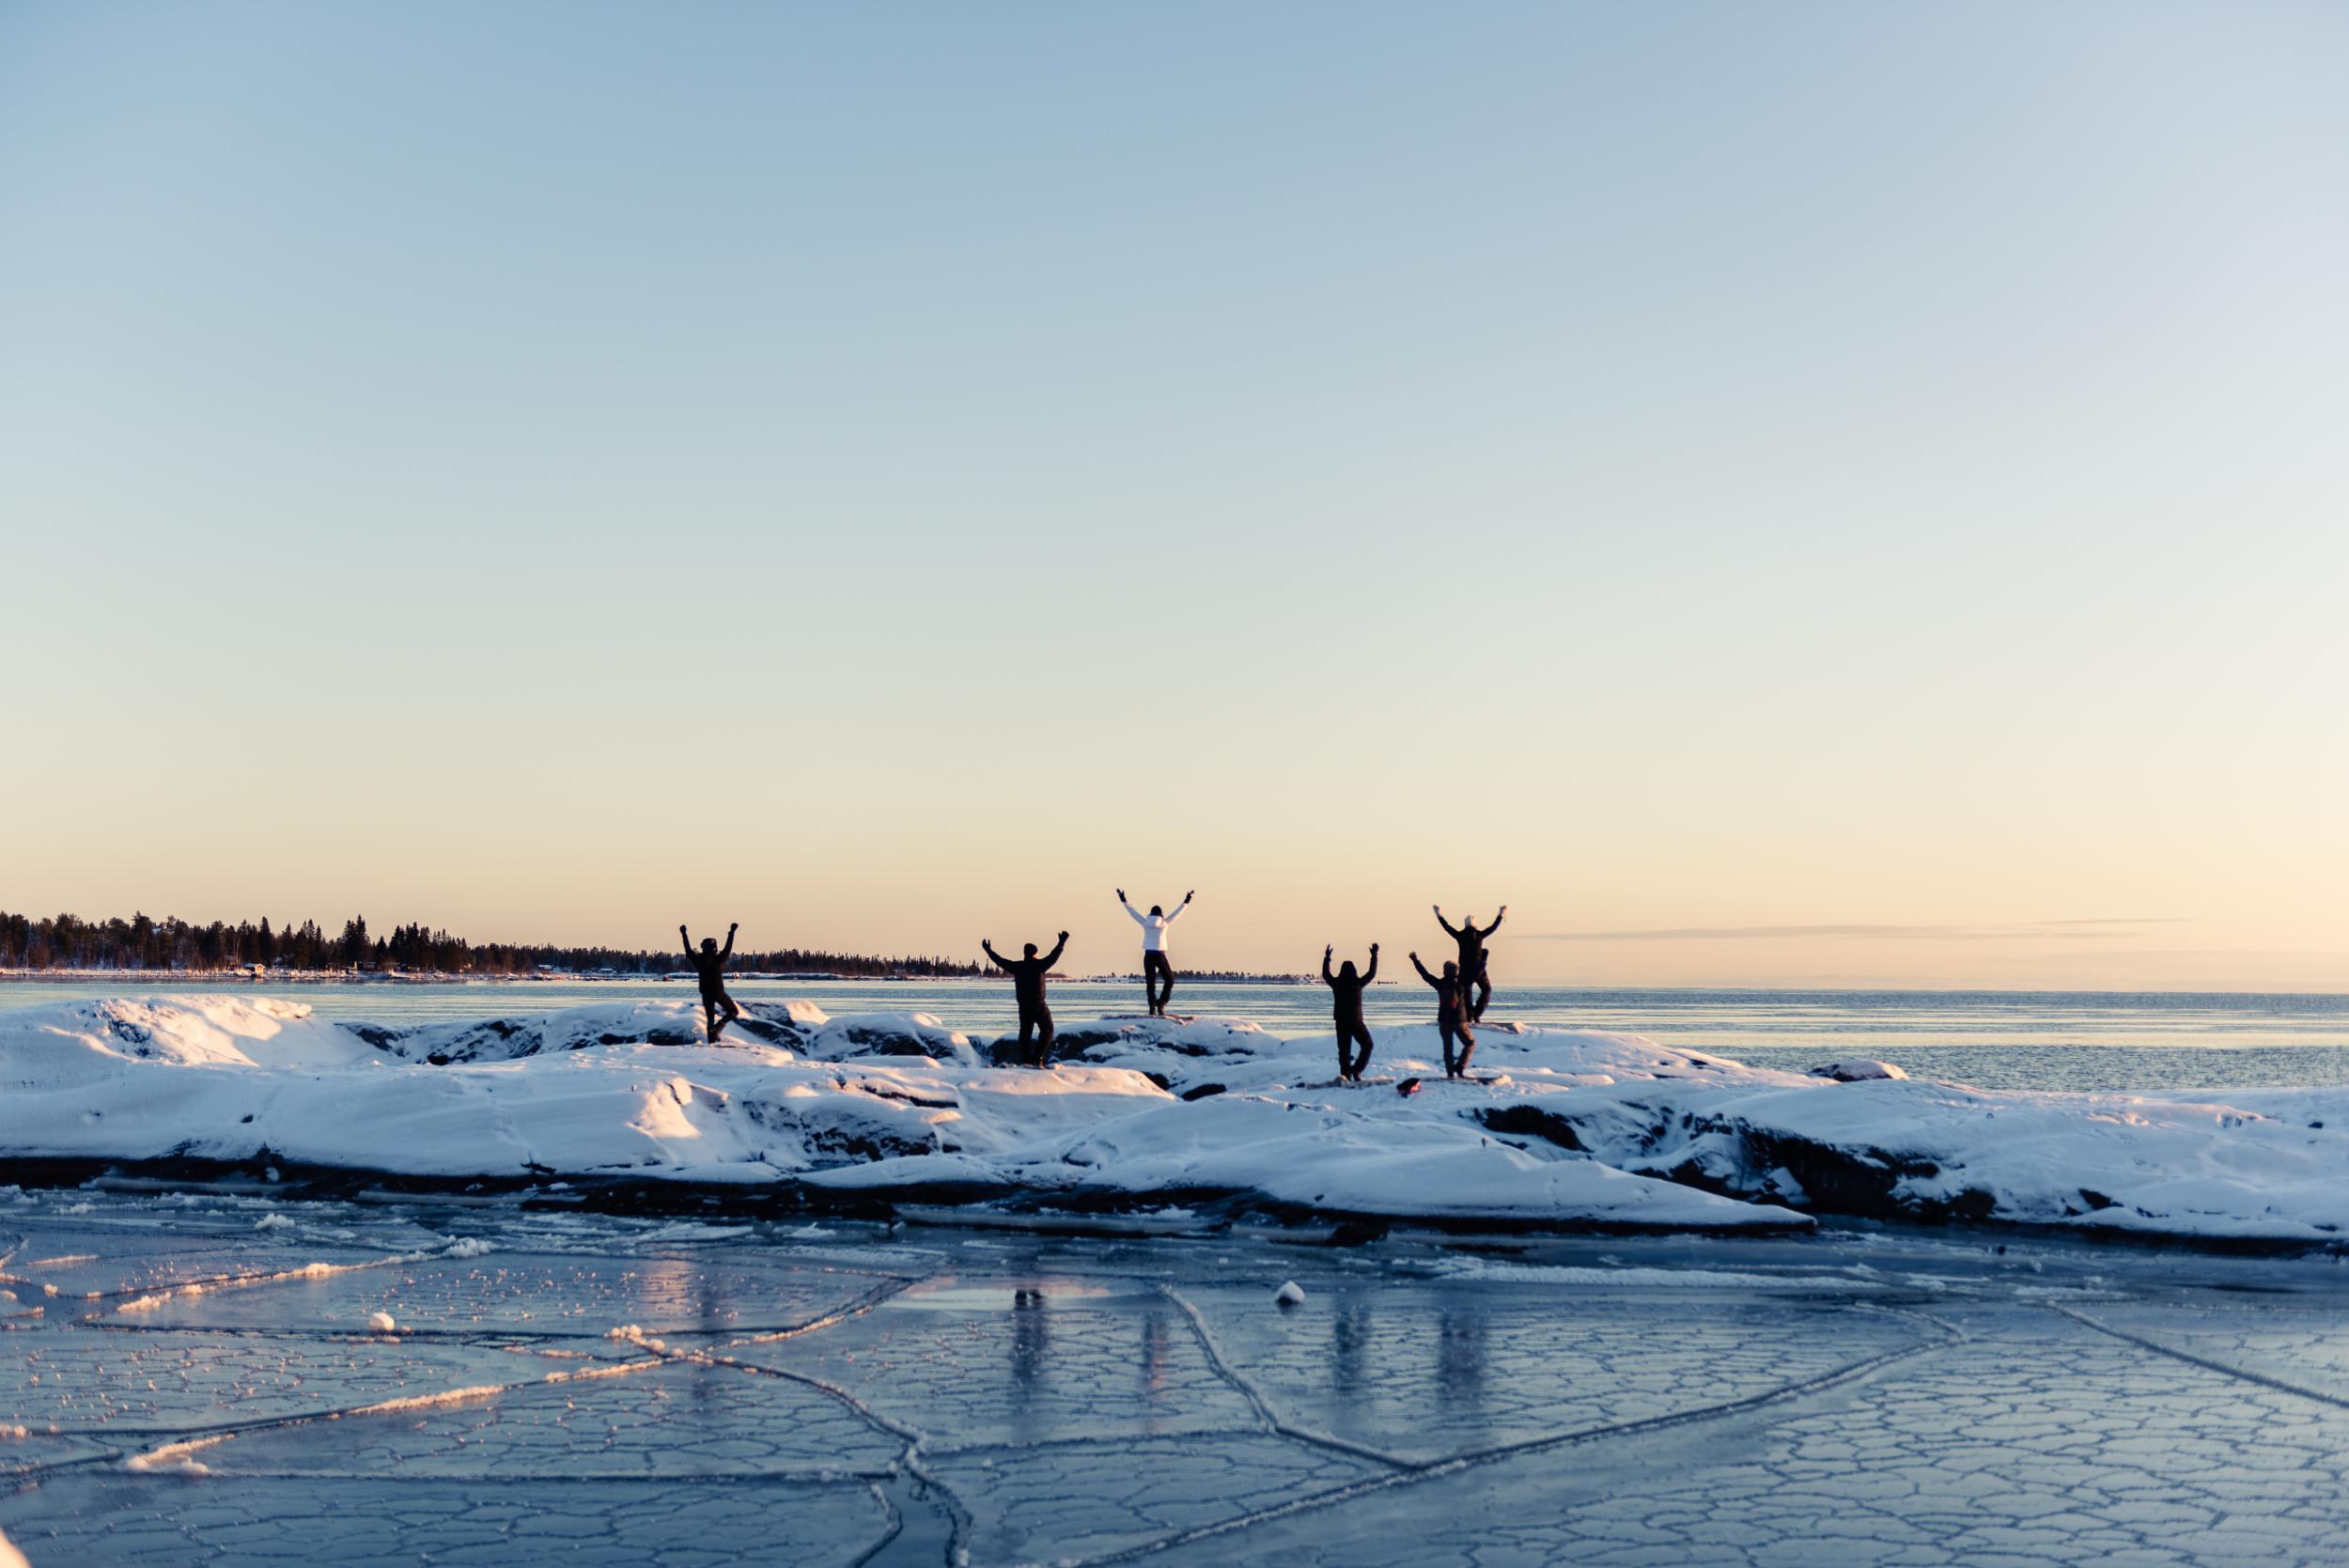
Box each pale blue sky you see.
[4,3,2344,985]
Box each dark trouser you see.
[1017,1004,1056,1066]
[1470,958,1492,1023]
[701,987,740,1040]
[1439,1011,1475,1077]
[1336,1018,1374,1081]
[1143,951,1174,1016]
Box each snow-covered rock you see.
[4,995,2345,1243]
[988,1014,1283,1079]
[1809,1061,1910,1082]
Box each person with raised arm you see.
[1117,888,1192,1017]
[679,921,740,1043]
[1408,949,1477,1079]
[1322,942,1379,1082]
[983,930,1070,1067]
[1433,904,1506,1021]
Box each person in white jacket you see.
[1117,888,1193,1017]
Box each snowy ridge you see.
[3,995,2345,1241]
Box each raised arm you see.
[1409,952,1438,986]
[1321,945,1334,986]
[720,923,737,960]
[982,939,1012,972]
[1362,945,1379,985]
[1433,907,1461,939]
[1121,896,1147,926]
[1165,893,1190,925]
[1041,931,1069,970]
[678,924,693,960]
[1477,907,1506,939]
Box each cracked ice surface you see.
[1172,1281,1921,1464]
[99,1249,895,1337]
[1188,1311,2349,1566]
[10,1189,2349,1566]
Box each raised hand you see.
[1184,890,1194,903]
[728,922,739,933]
[1324,944,1333,959]
[1057,930,1069,942]
[1116,888,1126,903]
[1431,904,1442,916]
[1371,942,1380,953]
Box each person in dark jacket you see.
[984,932,1069,1067]
[679,922,739,1042]
[1322,943,1378,1082]
[1408,950,1476,1078]
[1433,905,1505,1020]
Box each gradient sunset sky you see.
[4,3,2343,987]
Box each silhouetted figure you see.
[1408,950,1476,1078]
[1434,905,1504,1020]
[984,932,1068,1067]
[1322,942,1379,1081]
[679,922,739,1042]
[1118,888,1191,1017]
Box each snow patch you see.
[125,1434,228,1474]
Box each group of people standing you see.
[1325,905,1504,1083]
[682,893,1506,1081]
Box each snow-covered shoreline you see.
[4,995,2343,1245]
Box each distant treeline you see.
[1102,970,1315,986]
[0,910,981,978]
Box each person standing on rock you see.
[679,922,740,1042]
[1322,942,1378,1082]
[983,932,1069,1067]
[1408,950,1476,1079]
[1118,889,1192,1017]
[1433,905,1505,1020]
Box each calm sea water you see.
[6,977,2347,1094]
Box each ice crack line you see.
[2048,1303,2349,1413]
[722,1276,917,1347]
[1159,1286,1414,1469]
[1073,1319,1948,1566]
[656,1343,972,1564]
[102,1355,670,1473]
[1859,1300,1972,1343]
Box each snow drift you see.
[3,995,2344,1243]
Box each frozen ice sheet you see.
[1174,1281,1924,1464]
[193,1358,905,1480]
[97,1250,897,1337]
[1175,1310,2349,1566]
[929,1432,1387,1563]
[0,1473,894,1567]
[10,1198,2349,1567]
[2,1329,598,1434]
[724,1278,1262,1450]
